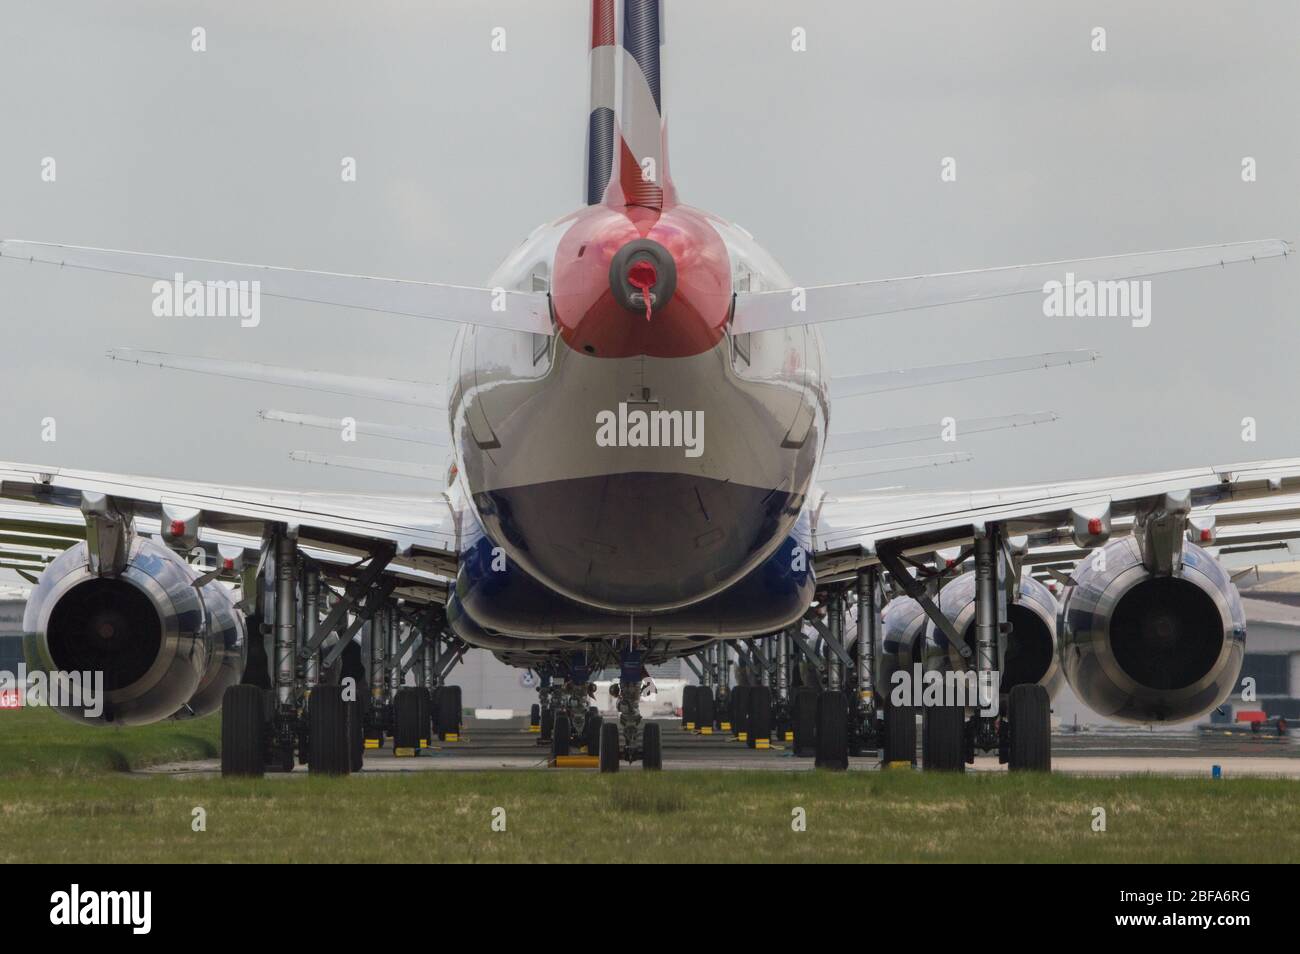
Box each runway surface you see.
[140,718,1300,778]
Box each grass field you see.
[1,708,1298,863]
[0,706,220,776]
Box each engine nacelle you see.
[922,572,1063,698]
[22,536,238,725]
[879,596,927,689]
[1058,538,1245,723]
[175,580,247,720]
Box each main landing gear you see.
[219,524,464,777]
[887,524,1052,772]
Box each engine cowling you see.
[176,579,247,720]
[879,596,927,689]
[22,536,242,725]
[1058,538,1245,723]
[922,572,1064,698]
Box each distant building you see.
[1225,597,1300,721]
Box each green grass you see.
[0,708,1297,862]
[0,706,220,776]
[1,771,1297,863]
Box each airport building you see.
[1230,597,1300,721]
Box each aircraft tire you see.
[221,684,265,777]
[642,721,663,770]
[309,684,351,775]
[814,690,849,770]
[922,703,965,772]
[1008,684,1051,771]
[599,721,619,772]
[553,714,571,758]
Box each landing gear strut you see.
[600,648,662,772]
[218,524,462,777]
[905,524,1052,771]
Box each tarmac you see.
[139,718,1300,778]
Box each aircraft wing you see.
[0,460,459,587]
[811,457,1300,581]
[0,240,553,335]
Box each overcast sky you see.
[1,1,1296,546]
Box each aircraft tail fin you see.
[108,349,444,408]
[604,0,676,209]
[289,451,438,482]
[826,411,1058,455]
[260,411,448,446]
[830,350,1098,400]
[819,452,974,484]
[585,0,617,205]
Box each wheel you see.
[747,685,772,748]
[278,746,296,773]
[339,642,367,773]
[1007,684,1051,771]
[713,688,728,729]
[643,721,663,770]
[585,713,603,754]
[417,689,432,746]
[814,690,849,770]
[731,685,751,739]
[922,703,966,772]
[240,616,272,690]
[437,685,462,740]
[682,684,698,729]
[540,706,555,741]
[345,699,364,772]
[393,687,423,751]
[308,684,350,775]
[792,686,819,757]
[339,640,366,703]
[430,686,442,735]
[221,684,265,777]
[696,689,715,730]
[530,703,541,727]
[881,697,917,766]
[599,721,620,772]
[553,714,571,758]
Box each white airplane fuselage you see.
[446,201,828,641]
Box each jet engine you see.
[922,573,1063,697]
[175,579,247,720]
[879,596,927,689]
[22,536,244,725]
[1058,538,1245,723]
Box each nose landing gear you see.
[599,649,663,772]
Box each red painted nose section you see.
[551,204,732,358]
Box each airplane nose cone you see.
[609,239,677,320]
